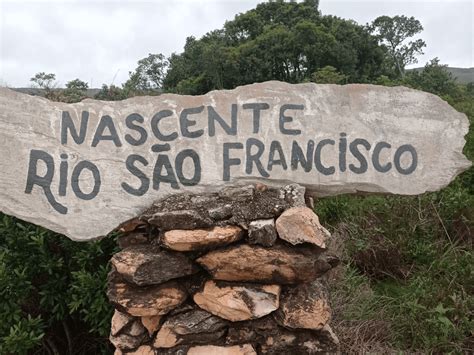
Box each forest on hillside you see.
[1,1,473,354]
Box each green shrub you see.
[0,215,117,354]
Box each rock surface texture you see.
[193,281,280,321]
[275,206,329,248]
[162,226,244,251]
[0,82,471,241]
[106,183,341,353]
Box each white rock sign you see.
[0,81,471,240]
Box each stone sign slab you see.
[0,81,470,240]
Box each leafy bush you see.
[0,215,117,354]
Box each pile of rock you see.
[107,184,339,354]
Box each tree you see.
[62,79,89,103]
[94,84,128,101]
[163,1,387,94]
[405,58,459,97]
[370,15,426,78]
[30,72,57,92]
[311,66,347,84]
[124,53,168,94]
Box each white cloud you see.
[0,0,472,87]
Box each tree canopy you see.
[163,0,387,94]
[370,15,426,77]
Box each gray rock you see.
[111,245,198,286]
[154,309,227,348]
[117,232,148,249]
[208,205,233,220]
[0,82,470,241]
[148,210,212,230]
[248,219,277,247]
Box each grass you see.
[318,186,473,353]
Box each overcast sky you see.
[0,0,472,88]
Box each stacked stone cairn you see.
[107,183,340,355]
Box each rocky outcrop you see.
[106,183,339,354]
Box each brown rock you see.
[109,333,144,351]
[260,328,339,354]
[107,279,187,317]
[224,317,339,353]
[111,309,134,336]
[141,315,162,335]
[193,280,280,321]
[128,320,146,336]
[162,226,243,251]
[275,281,331,330]
[118,218,147,233]
[248,219,277,247]
[154,309,227,348]
[276,207,329,248]
[117,232,148,249]
[127,345,155,355]
[187,344,257,355]
[111,245,198,286]
[196,244,326,284]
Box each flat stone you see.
[118,218,147,233]
[248,219,277,247]
[0,83,470,241]
[218,185,255,199]
[187,344,257,355]
[149,210,212,230]
[107,277,187,317]
[274,281,331,330]
[224,317,339,353]
[111,309,134,336]
[162,226,244,251]
[141,315,162,335]
[276,207,328,248]
[109,333,144,351]
[141,184,300,232]
[260,327,339,354]
[196,244,327,284]
[127,345,155,355]
[154,309,227,348]
[193,280,280,321]
[117,232,149,249]
[111,245,198,286]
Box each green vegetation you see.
[318,68,474,352]
[1,1,472,353]
[0,218,117,354]
[370,15,426,77]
